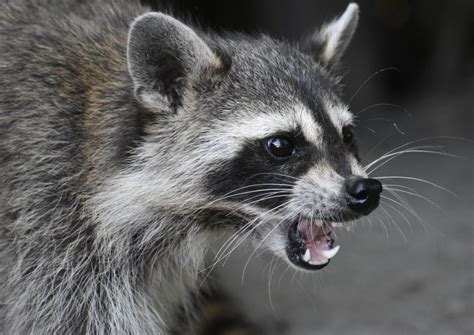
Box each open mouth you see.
[286,219,340,270]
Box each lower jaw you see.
[286,251,331,271]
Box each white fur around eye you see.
[203,103,325,160]
[323,97,354,135]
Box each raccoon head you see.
[125,3,382,271]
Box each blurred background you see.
[144,1,474,334]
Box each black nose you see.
[346,178,383,215]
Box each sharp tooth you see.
[309,258,329,266]
[302,249,311,262]
[321,245,340,259]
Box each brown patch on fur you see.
[78,31,150,191]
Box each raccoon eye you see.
[342,126,354,145]
[266,136,296,158]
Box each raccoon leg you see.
[194,290,260,335]
[170,286,260,335]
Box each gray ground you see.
[217,86,474,334]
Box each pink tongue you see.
[306,237,331,260]
[297,221,332,262]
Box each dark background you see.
[144,1,473,334]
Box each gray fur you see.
[303,3,359,68]
[127,12,220,110]
[0,1,363,334]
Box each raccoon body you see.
[0,1,382,333]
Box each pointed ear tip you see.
[341,3,359,26]
[347,3,360,13]
[342,3,359,22]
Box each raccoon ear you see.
[127,12,219,111]
[302,3,359,68]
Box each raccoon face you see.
[127,3,382,271]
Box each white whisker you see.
[375,176,457,197]
[349,67,400,104]
[241,205,302,284]
[379,204,407,241]
[381,195,422,224]
[384,186,442,210]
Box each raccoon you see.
[0,0,382,334]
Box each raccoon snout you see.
[345,178,383,215]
